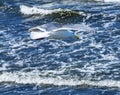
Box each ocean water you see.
[0,0,120,95]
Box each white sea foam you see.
[20,5,85,16]
[0,71,120,88]
[103,0,120,3]
[0,30,6,34]
[95,0,120,3]
[20,5,65,15]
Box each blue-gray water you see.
[0,0,120,95]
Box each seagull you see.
[29,27,79,40]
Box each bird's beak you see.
[74,35,79,39]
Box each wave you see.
[20,5,87,23]
[20,5,85,16]
[75,0,120,3]
[0,71,120,88]
[96,0,120,3]
[20,5,59,15]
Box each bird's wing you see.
[52,28,77,33]
[30,32,49,40]
[29,27,46,32]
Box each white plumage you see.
[29,27,79,40]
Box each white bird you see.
[29,27,79,40]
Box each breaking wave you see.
[0,71,120,88]
[20,5,85,16]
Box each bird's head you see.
[74,35,79,39]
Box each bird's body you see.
[29,27,79,40]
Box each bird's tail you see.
[30,32,49,39]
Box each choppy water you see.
[0,0,120,95]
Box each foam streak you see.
[0,72,120,88]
